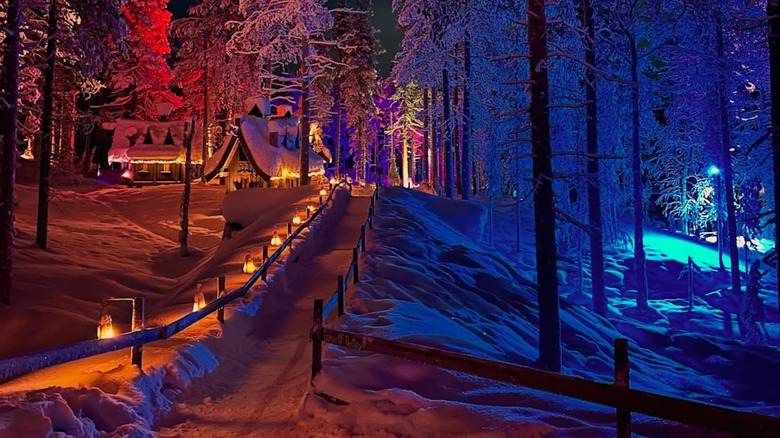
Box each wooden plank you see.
[0,327,166,382]
[321,329,780,437]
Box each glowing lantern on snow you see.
[21,138,34,160]
[329,177,337,185]
[292,210,302,225]
[270,231,283,247]
[97,314,115,339]
[193,283,206,312]
[243,252,257,274]
[319,188,328,197]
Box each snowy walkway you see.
[158,195,372,438]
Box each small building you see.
[106,119,202,185]
[203,97,326,192]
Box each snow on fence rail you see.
[310,187,780,438]
[0,180,350,383]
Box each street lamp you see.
[707,165,720,176]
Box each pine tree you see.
[0,0,23,304]
[769,0,780,331]
[336,0,381,183]
[108,0,178,119]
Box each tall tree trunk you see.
[443,69,455,198]
[299,39,311,186]
[715,16,741,295]
[335,88,341,179]
[180,122,194,257]
[630,36,648,313]
[401,123,409,187]
[528,0,560,372]
[201,36,208,182]
[0,0,22,304]
[431,88,439,191]
[583,0,605,316]
[461,32,472,200]
[36,0,57,251]
[453,85,461,194]
[423,88,430,183]
[768,0,780,331]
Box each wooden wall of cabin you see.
[130,163,202,185]
[225,152,268,193]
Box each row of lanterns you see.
[98,193,334,340]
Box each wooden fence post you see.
[319,195,323,205]
[353,248,359,284]
[369,207,374,229]
[337,275,345,316]
[262,245,269,281]
[360,225,366,252]
[288,222,293,236]
[130,297,144,367]
[615,338,631,438]
[311,299,323,380]
[217,276,226,323]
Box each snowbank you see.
[308,187,780,437]
[0,187,351,437]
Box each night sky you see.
[167,0,400,76]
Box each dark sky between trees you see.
[167,0,400,76]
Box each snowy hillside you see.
[311,187,780,437]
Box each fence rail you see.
[0,180,348,383]
[311,186,780,438]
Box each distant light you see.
[729,148,735,152]
[707,165,721,176]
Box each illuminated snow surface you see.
[311,187,780,438]
[2,183,779,438]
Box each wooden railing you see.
[0,180,349,383]
[311,186,780,438]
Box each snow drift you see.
[309,187,780,437]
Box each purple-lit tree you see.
[336,0,381,183]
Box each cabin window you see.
[161,163,171,173]
[139,163,149,173]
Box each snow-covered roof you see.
[107,119,202,164]
[203,115,324,182]
[240,115,324,179]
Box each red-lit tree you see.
[108,0,179,119]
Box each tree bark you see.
[453,84,461,194]
[36,0,57,251]
[180,122,194,257]
[300,39,311,186]
[528,0,560,372]
[461,31,472,200]
[583,0,606,316]
[443,69,455,198]
[630,35,648,313]
[715,16,741,296]
[335,86,341,179]
[0,0,23,304]
[201,36,208,182]
[431,88,439,191]
[423,88,430,183]
[768,0,780,331]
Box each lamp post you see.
[708,165,725,270]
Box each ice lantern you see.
[243,252,257,274]
[193,283,206,312]
[292,209,302,225]
[319,188,328,197]
[97,314,115,339]
[271,230,283,247]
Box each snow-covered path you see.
[158,195,372,438]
